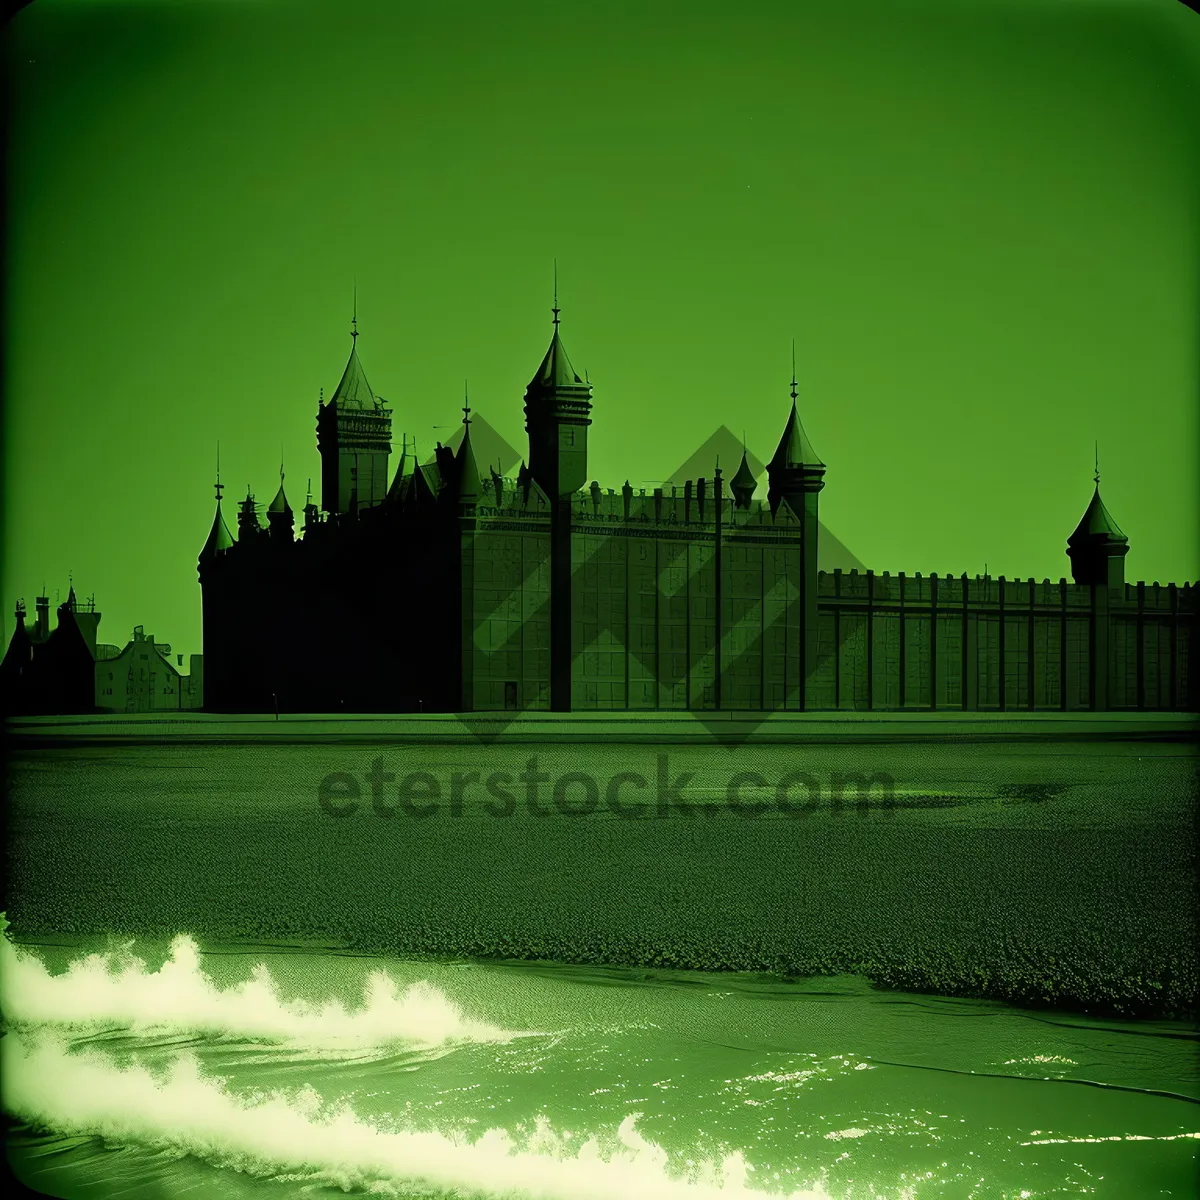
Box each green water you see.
[3,935,1197,1199]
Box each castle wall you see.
[817,572,1195,712]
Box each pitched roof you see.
[330,343,376,409]
[768,401,823,471]
[1068,486,1127,546]
[201,501,235,558]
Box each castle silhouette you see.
[196,300,1197,715]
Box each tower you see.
[316,305,392,514]
[523,282,593,501]
[1066,453,1129,711]
[523,279,592,710]
[237,488,264,542]
[1066,465,1128,590]
[766,350,825,710]
[267,464,294,543]
[456,393,481,709]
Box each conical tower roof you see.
[201,501,235,558]
[768,401,823,471]
[1068,486,1127,546]
[731,449,757,494]
[528,327,587,391]
[268,481,292,514]
[456,420,481,500]
[330,341,376,409]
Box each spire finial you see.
[1094,440,1100,486]
[463,379,471,425]
[306,477,312,506]
[215,441,224,502]
[790,338,798,402]
[280,443,285,486]
[552,259,560,327]
[351,282,358,342]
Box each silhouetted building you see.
[1,586,102,715]
[1,587,203,715]
[95,626,203,712]
[199,309,1198,714]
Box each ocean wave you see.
[0,927,523,1050]
[3,1033,866,1199]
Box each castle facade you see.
[198,309,1197,714]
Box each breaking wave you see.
[3,1034,858,1199]
[0,927,521,1050]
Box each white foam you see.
[3,1033,870,1199]
[0,929,518,1049]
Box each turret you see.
[456,393,481,512]
[201,489,234,562]
[1067,460,1128,589]
[267,467,294,543]
[316,300,393,514]
[766,366,825,517]
[303,478,321,532]
[523,275,592,711]
[523,285,593,501]
[237,488,264,542]
[730,449,757,510]
[765,348,825,709]
[34,593,49,641]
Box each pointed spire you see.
[1067,454,1128,585]
[456,394,481,502]
[201,441,235,560]
[1068,480,1126,547]
[768,346,822,471]
[268,450,291,514]
[731,448,757,508]
[330,302,375,409]
[769,401,822,471]
[527,264,589,391]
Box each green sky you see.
[4,0,1198,658]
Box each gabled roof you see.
[201,501,235,558]
[330,343,376,409]
[768,401,823,471]
[1068,486,1127,546]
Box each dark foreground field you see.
[5,725,1198,1018]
